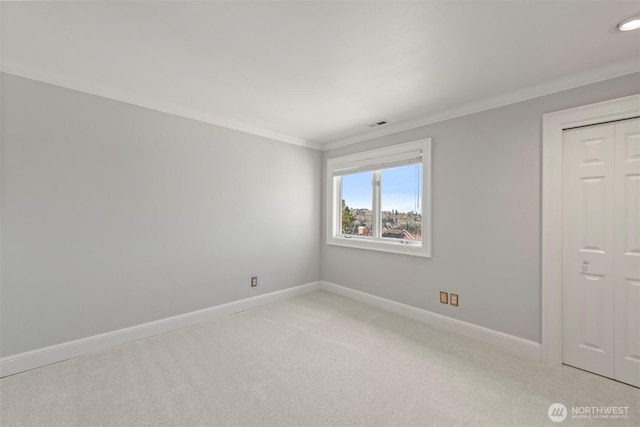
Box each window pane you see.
[341,171,373,235]
[381,164,422,241]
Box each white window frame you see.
[326,138,432,257]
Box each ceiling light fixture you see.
[617,15,640,31]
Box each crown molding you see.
[3,57,637,153]
[0,58,322,151]
[321,57,640,151]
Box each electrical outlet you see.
[450,294,458,307]
[440,291,448,304]
[251,276,258,287]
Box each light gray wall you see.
[1,73,321,357]
[321,72,640,343]
[2,71,638,358]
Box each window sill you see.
[327,235,431,258]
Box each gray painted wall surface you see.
[2,71,638,357]
[1,73,321,356]
[321,73,640,343]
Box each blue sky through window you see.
[342,172,372,210]
[342,164,421,213]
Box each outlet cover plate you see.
[450,293,458,306]
[440,291,448,304]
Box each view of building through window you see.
[341,164,422,240]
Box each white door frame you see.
[541,94,640,365]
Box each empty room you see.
[1,1,639,425]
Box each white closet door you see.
[614,118,640,388]
[562,123,615,378]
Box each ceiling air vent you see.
[369,120,389,128]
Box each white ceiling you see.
[2,1,639,150]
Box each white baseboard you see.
[1,280,540,377]
[0,282,321,377]
[319,281,541,361]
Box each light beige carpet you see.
[1,291,638,426]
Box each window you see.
[326,138,431,257]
